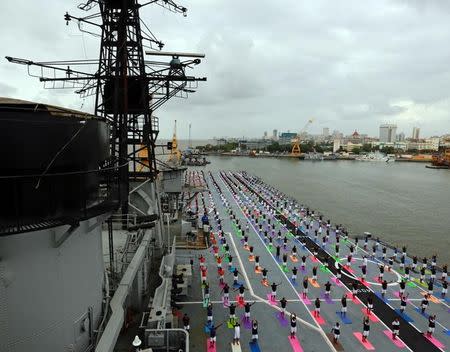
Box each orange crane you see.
[291,119,313,157]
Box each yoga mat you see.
[288,336,304,352]
[267,293,277,305]
[331,277,343,286]
[290,255,299,263]
[300,266,307,274]
[310,256,319,263]
[321,292,334,304]
[308,278,320,288]
[240,314,252,329]
[383,330,405,348]
[319,265,331,274]
[353,332,375,350]
[300,296,311,305]
[420,292,440,304]
[229,266,236,272]
[206,340,217,352]
[276,312,289,327]
[289,278,298,286]
[261,279,269,287]
[415,307,430,318]
[233,281,244,288]
[231,342,242,352]
[249,341,261,352]
[311,311,325,325]
[236,295,245,307]
[361,308,379,322]
[424,334,445,349]
[336,312,352,324]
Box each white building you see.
[323,127,329,137]
[412,127,420,140]
[333,139,341,153]
[379,124,397,143]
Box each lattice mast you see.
[6,0,206,220]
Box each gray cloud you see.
[1,0,450,138]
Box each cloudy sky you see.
[1,0,450,139]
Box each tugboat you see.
[427,148,450,169]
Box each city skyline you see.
[2,1,450,140]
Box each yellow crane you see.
[291,119,313,157]
[167,119,182,164]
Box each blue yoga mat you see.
[336,312,352,324]
[249,341,261,352]
[415,307,430,319]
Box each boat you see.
[428,148,450,169]
[304,152,324,161]
[355,152,390,162]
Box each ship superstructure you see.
[1,1,205,351]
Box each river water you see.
[201,156,450,264]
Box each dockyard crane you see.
[167,120,182,165]
[291,119,314,157]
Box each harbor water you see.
[201,155,450,264]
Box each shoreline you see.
[204,152,433,163]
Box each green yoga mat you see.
[319,264,332,274]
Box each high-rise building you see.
[379,124,397,143]
[412,127,420,140]
[322,127,329,137]
[396,132,405,142]
[332,130,343,139]
[263,131,268,139]
[273,129,278,140]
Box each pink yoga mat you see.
[353,332,375,350]
[206,340,217,352]
[267,293,277,305]
[331,277,343,286]
[361,308,379,322]
[311,311,325,325]
[300,295,311,305]
[288,336,304,352]
[383,330,405,348]
[424,334,445,349]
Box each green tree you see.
[362,143,372,153]
[381,146,395,154]
[352,147,361,154]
